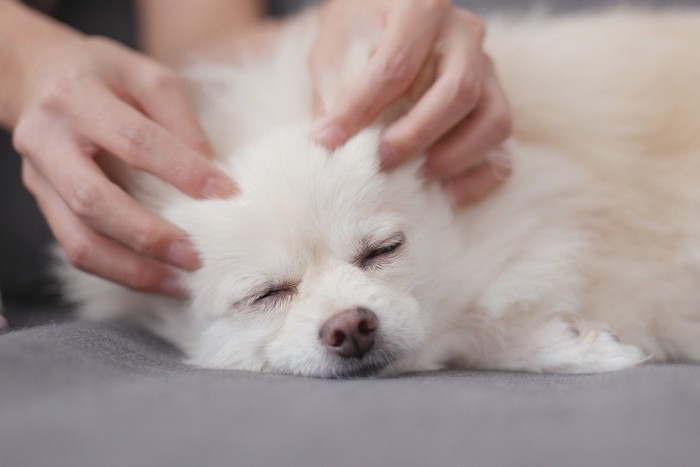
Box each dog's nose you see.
[320,307,378,359]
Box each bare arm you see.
[136,0,266,64]
[0,0,237,294]
[0,0,78,127]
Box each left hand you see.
[310,0,513,205]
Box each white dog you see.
[59,8,700,377]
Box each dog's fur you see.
[59,9,700,377]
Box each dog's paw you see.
[551,327,650,373]
[501,320,650,374]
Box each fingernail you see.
[167,239,200,270]
[160,274,188,297]
[314,121,347,149]
[488,147,513,181]
[378,142,401,170]
[202,174,237,199]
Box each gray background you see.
[1,1,700,467]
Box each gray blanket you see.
[2,319,699,467]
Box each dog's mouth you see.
[325,342,404,378]
[331,360,390,378]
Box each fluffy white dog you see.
[59,8,700,377]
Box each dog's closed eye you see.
[255,285,296,303]
[238,283,298,310]
[256,288,288,301]
[358,233,406,269]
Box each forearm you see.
[0,0,80,128]
[136,0,266,65]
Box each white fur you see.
[59,9,700,376]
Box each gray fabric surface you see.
[1,320,699,467]
[2,1,700,467]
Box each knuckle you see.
[63,238,93,270]
[36,72,91,114]
[122,267,160,292]
[448,75,479,106]
[149,67,185,94]
[129,223,162,255]
[122,270,148,291]
[36,85,68,114]
[161,157,199,192]
[461,10,486,41]
[20,161,37,192]
[66,179,102,220]
[37,77,73,113]
[382,49,416,87]
[420,0,450,16]
[491,107,514,139]
[189,134,212,154]
[401,124,429,152]
[11,120,34,155]
[118,123,155,161]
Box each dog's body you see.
[60,9,700,376]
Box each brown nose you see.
[320,307,378,359]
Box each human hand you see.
[310,0,512,205]
[12,35,237,295]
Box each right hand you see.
[310,0,513,206]
[12,35,237,296]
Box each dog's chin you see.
[327,359,391,378]
[316,343,409,379]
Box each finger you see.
[443,152,512,205]
[379,15,486,170]
[22,161,186,296]
[308,15,346,118]
[27,136,200,271]
[121,64,215,157]
[70,80,236,199]
[311,83,327,118]
[309,61,334,117]
[313,2,446,148]
[425,61,512,180]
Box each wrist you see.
[136,0,267,65]
[190,18,285,64]
[0,1,82,128]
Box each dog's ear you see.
[161,197,231,248]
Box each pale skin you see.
[311,0,513,202]
[0,0,512,297]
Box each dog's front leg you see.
[480,317,650,374]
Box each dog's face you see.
[168,128,429,377]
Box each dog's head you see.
[167,127,431,377]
